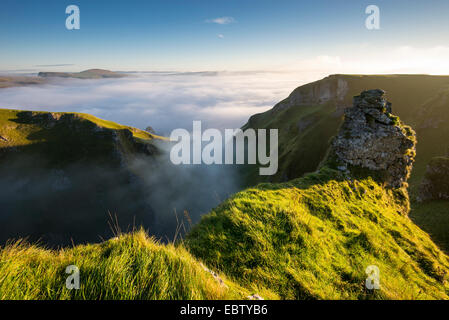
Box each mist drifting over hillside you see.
[0,71,307,134]
[0,71,306,244]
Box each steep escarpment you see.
[187,91,449,299]
[0,109,165,246]
[2,92,449,300]
[243,74,449,186]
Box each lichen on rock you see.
[327,89,416,188]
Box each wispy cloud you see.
[206,16,236,25]
[217,34,224,39]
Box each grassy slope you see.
[2,168,449,299]
[0,108,163,147]
[0,231,250,300]
[187,168,449,300]
[1,107,449,299]
[0,108,166,170]
[0,108,167,246]
[243,75,449,253]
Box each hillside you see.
[0,75,45,89]
[187,169,449,299]
[37,69,126,79]
[187,89,449,300]
[2,158,449,299]
[242,74,449,253]
[0,230,254,300]
[0,108,165,246]
[2,90,449,300]
[243,74,449,188]
[3,168,449,300]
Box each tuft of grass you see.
[0,230,250,300]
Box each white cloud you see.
[206,17,236,25]
[0,71,302,135]
[217,34,224,39]
[283,46,449,76]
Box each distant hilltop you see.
[38,69,127,79]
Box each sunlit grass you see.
[0,230,249,300]
[187,168,449,300]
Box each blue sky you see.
[1,0,449,72]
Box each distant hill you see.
[0,108,164,246]
[0,76,45,88]
[0,69,126,89]
[37,69,126,79]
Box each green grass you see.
[0,108,165,148]
[2,97,449,300]
[0,108,167,169]
[0,230,252,300]
[2,166,448,299]
[240,74,449,268]
[187,168,449,300]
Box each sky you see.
[1,0,449,73]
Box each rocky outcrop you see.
[328,89,416,188]
[418,157,449,201]
[273,75,349,112]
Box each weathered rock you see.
[272,75,349,112]
[418,157,449,201]
[329,89,416,188]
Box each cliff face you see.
[273,75,349,111]
[184,90,449,300]
[0,109,164,246]
[328,89,416,188]
[242,74,449,187]
[186,99,448,299]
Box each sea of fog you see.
[0,71,313,243]
[0,71,309,135]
